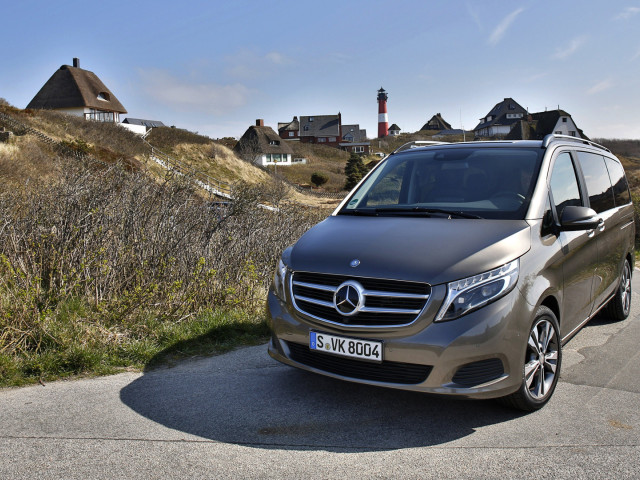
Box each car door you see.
[574,151,619,312]
[548,151,599,338]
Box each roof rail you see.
[542,134,610,153]
[391,140,448,154]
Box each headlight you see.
[435,259,519,322]
[273,258,289,301]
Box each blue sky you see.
[2,1,640,139]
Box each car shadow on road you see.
[120,345,525,452]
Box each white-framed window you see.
[289,131,294,137]
[354,146,364,153]
[318,137,326,142]
[329,137,336,142]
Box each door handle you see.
[597,218,605,232]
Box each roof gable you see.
[27,64,127,113]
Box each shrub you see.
[310,172,329,187]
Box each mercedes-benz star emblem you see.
[350,259,360,268]
[334,281,364,316]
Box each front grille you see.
[287,342,432,385]
[452,358,505,387]
[290,272,431,327]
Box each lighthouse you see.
[377,87,389,138]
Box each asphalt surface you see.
[1,276,639,479]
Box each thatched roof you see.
[27,63,127,113]
[234,125,294,155]
[421,113,452,131]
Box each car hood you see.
[287,215,531,285]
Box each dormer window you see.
[97,92,110,101]
[269,140,280,146]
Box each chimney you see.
[73,58,80,68]
[256,119,264,127]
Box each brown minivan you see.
[267,135,635,411]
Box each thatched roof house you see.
[234,119,294,167]
[27,58,126,123]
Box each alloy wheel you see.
[525,317,559,401]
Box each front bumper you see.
[267,285,532,400]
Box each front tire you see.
[499,306,561,411]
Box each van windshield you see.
[340,147,543,220]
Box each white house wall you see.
[254,153,292,167]
[551,117,580,136]
[56,107,86,118]
[119,123,147,135]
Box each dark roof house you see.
[234,119,294,167]
[299,114,342,147]
[388,124,401,136]
[505,110,588,140]
[122,118,165,129]
[474,98,527,138]
[278,116,300,140]
[27,58,126,123]
[420,113,452,131]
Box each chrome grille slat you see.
[291,272,431,328]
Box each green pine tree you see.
[344,152,366,190]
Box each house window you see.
[288,132,294,137]
[329,137,336,142]
[303,125,309,131]
[570,131,576,136]
[354,146,364,153]
[85,109,115,122]
[562,117,568,122]
[269,140,280,146]
[318,137,326,142]
[97,92,110,101]
[555,131,562,134]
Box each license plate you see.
[309,332,383,363]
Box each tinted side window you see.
[550,152,582,218]
[604,156,631,206]
[576,151,615,213]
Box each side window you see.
[604,156,631,206]
[363,160,408,206]
[576,151,615,213]
[549,152,582,219]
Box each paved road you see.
[1,277,639,479]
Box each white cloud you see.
[466,2,482,31]
[587,78,614,95]
[614,7,640,20]
[552,36,587,60]
[225,49,293,79]
[488,7,524,46]
[137,69,252,115]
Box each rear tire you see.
[498,306,561,412]
[607,259,632,321]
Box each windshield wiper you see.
[373,207,483,219]
[339,209,380,216]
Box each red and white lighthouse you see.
[377,87,389,138]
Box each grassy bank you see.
[0,151,326,387]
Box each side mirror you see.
[560,206,601,231]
